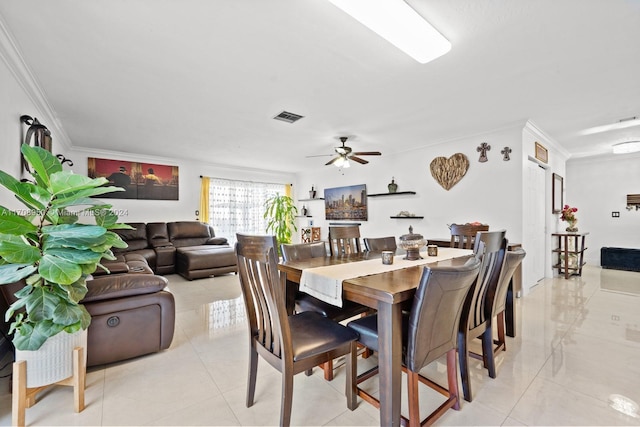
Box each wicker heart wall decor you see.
[429,153,469,191]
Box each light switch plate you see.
[612,211,620,217]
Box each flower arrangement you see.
[561,204,578,232]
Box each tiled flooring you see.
[1,265,639,426]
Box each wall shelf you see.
[368,191,416,197]
[299,198,324,201]
[295,215,312,218]
[390,216,424,219]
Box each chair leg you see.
[457,331,472,402]
[346,342,357,410]
[246,344,259,407]
[482,327,496,379]
[407,370,421,427]
[446,348,460,411]
[323,359,334,381]
[281,369,294,427]
[496,311,506,352]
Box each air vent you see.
[273,111,304,123]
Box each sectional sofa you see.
[96,221,238,280]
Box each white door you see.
[522,160,546,293]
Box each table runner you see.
[299,247,473,307]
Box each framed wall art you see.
[88,157,179,200]
[535,142,548,163]
[324,184,368,221]
[552,173,563,213]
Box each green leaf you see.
[43,248,103,265]
[0,264,37,285]
[52,186,124,205]
[21,144,62,189]
[57,209,79,224]
[0,206,38,235]
[23,285,61,321]
[51,197,108,209]
[50,171,107,195]
[38,254,83,285]
[93,209,119,227]
[43,233,108,251]
[0,234,41,263]
[0,170,47,210]
[12,320,64,351]
[42,224,107,239]
[52,302,86,326]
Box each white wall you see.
[295,124,524,248]
[566,152,640,265]
[68,147,295,224]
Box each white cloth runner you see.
[299,247,473,307]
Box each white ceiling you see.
[1,0,639,173]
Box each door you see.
[522,160,546,293]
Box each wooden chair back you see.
[280,241,327,261]
[328,226,362,256]
[449,223,489,249]
[363,236,397,252]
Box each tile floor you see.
[0,265,639,426]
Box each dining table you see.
[278,247,474,426]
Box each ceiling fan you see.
[308,136,382,167]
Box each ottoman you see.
[175,245,238,280]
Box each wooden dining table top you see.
[279,249,475,307]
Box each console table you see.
[552,232,588,279]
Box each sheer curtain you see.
[207,178,285,245]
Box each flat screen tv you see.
[324,184,368,221]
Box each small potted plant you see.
[0,144,130,387]
[264,194,298,252]
[561,204,579,232]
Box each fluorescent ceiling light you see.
[580,117,640,136]
[613,141,640,154]
[328,0,451,64]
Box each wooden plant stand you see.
[12,346,86,427]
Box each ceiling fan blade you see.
[325,156,341,166]
[306,154,335,158]
[349,156,369,164]
[352,151,382,156]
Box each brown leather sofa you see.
[1,264,175,367]
[101,221,237,280]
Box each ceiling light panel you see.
[328,0,451,64]
[613,141,640,154]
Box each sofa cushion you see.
[176,246,236,269]
[114,222,149,252]
[146,222,171,248]
[206,237,228,245]
[168,221,211,247]
[84,274,169,303]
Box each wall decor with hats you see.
[87,157,179,200]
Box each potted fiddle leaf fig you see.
[264,194,298,249]
[0,144,130,386]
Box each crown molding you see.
[524,120,571,159]
[0,15,72,150]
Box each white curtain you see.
[208,178,285,245]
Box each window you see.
[208,178,285,245]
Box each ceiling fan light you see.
[613,141,640,154]
[343,159,351,168]
[328,0,451,64]
[334,156,345,167]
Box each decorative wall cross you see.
[501,146,512,161]
[477,142,490,162]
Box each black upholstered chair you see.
[457,230,507,402]
[235,234,359,426]
[363,236,397,252]
[347,256,482,426]
[281,241,371,381]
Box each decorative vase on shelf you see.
[566,219,578,232]
[309,186,316,199]
[388,177,398,193]
[301,205,308,216]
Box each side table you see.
[552,232,589,279]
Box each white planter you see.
[15,329,88,388]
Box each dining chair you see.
[449,223,489,249]
[363,236,397,252]
[457,230,507,402]
[483,248,526,374]
[281,241,371,381]
[235,234,359,426]
[328,226,362,256]
[346,257,482,427]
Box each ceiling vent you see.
[273,111,304,124]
